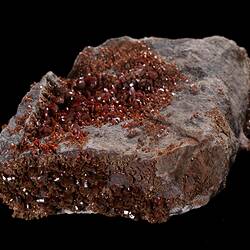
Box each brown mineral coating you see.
[33,40,185,144]
[0,36,250,223]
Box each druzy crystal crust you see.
[0,36,249,223]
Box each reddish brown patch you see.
[18,39,187,153]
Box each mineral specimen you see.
[0,36,249,223]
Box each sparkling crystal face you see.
[16,39,187,153]
[41,40,185,128]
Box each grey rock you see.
[0,36,249,223]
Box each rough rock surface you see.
[0,36,249,223]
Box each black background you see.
[0,2,249,248]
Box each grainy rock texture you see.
[0,36,249,223]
